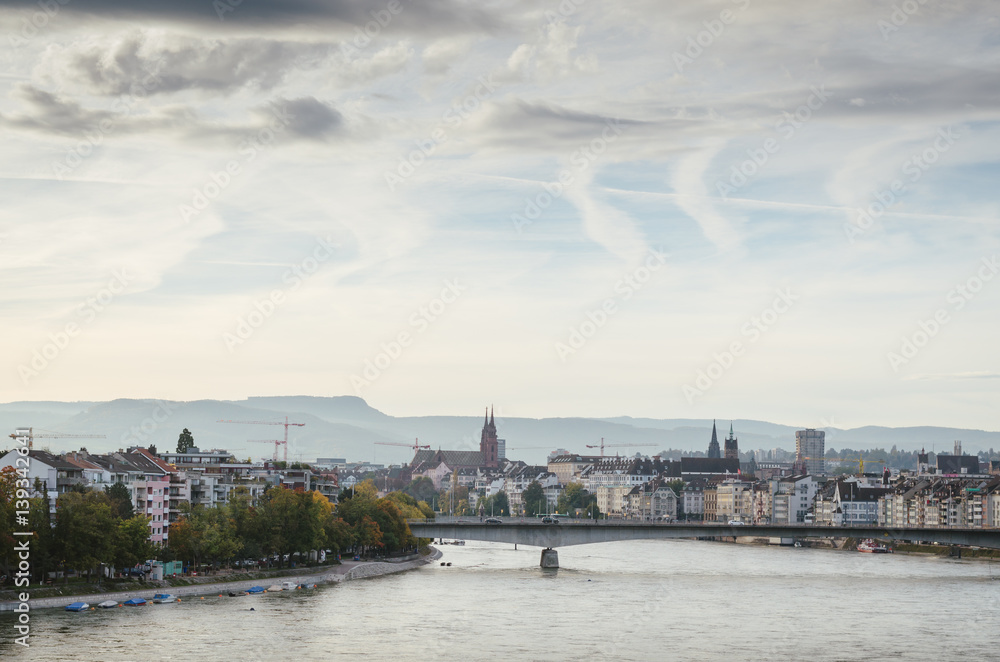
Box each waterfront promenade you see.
[0,548,442,612]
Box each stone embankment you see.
[0,548,442,612]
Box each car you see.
[728,520,745,525]
[541,516,559,524]
[484,517,503,525]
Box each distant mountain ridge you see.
[1,396,997,465]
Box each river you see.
[2,539,998,661]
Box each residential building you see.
[796,429,825,475]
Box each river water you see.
[3,539,998,661]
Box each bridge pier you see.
[540,548,559,568]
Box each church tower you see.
[707,420,721,458]
[480,406,499,468]
[724,422,739,460]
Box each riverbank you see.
[0,547,442,612]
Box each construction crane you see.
[798,456,885,474]
[218,417,305,462]
[10,427,106,451]
[374,439,430,452]
[585,438,657,457]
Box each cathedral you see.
[707,420,739,460]
[480,406,499,469]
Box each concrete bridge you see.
[409,517,1000,567]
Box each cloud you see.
[0,83,345,143]
[37,32,332,96]
[0,0,508,35]
[503,19,598,83]
[671,141,742,253]
[35,31,413,96]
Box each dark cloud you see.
[267,96,344,138]
[53,34,334,96]
[0,0,507,35]
[0,84,344,143]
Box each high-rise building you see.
[707,420,721,458]
[480,407,499,468]
[795,429,825,475]
[724,423,739,460]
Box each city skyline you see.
[1,2,998,431]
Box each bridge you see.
[408,517,1000,567]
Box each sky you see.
[1,1,998,430]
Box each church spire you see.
[485,407,489,426]
[707,420,721,459]
[490,405,494,428]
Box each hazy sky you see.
[1,1,998,430]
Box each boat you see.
[297,583,317,589]
[246,586,266,594]
[123,598,146,606]
[266,585,283,592]
[228,591,245,597]
[65,602,89,612]
[280,581,298,591]
[152,593,177,603]
[97,600,119,609]
[858,539,892,553]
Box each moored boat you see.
[266,584,283,592]
[246,586,266,594]
[152,593,177,603]
[66,602,89,612]
[123,598,146,606]
[280,581,298,590]
[858,539,892,553]
[97,600,119,609]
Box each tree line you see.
[0,470,430,586]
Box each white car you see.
[728,520,745,525]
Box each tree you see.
[176,428,194,454]
[114,514,154,570]
[355,515,382,555]
[403,477,437,503]
[522,482,546,516]
[477,492,510,517]
[105,482,134,520]
[557,482,596,517]
[55,491,116,583]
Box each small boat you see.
[152,593,177,603]
[97,600,119,609]
[297,583,317,589]
[280,581,298,591]
[229,591,245,597]
[123,598,146,606]
[65,602,89,612]
[858,539,892,553]
[246,586,266,594]
[266,585,283,592]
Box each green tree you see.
[176,428,194,454]
[403,477,438,503]
[114,514,154,570]
[522,482,546,516]
[55,491,116,583]
[105,482,134,520]
[557,483,596,516]
[0,466,21,581]
[478,492,510,516]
